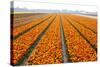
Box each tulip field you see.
[11,13,97,66]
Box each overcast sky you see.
[13,0,97,12]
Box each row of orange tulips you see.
[25,15,63,65]
[67,14,97,33]
[61,15,97,62]
[13,14,51,37]
[68,18,97,48]
[11,15,55,65]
